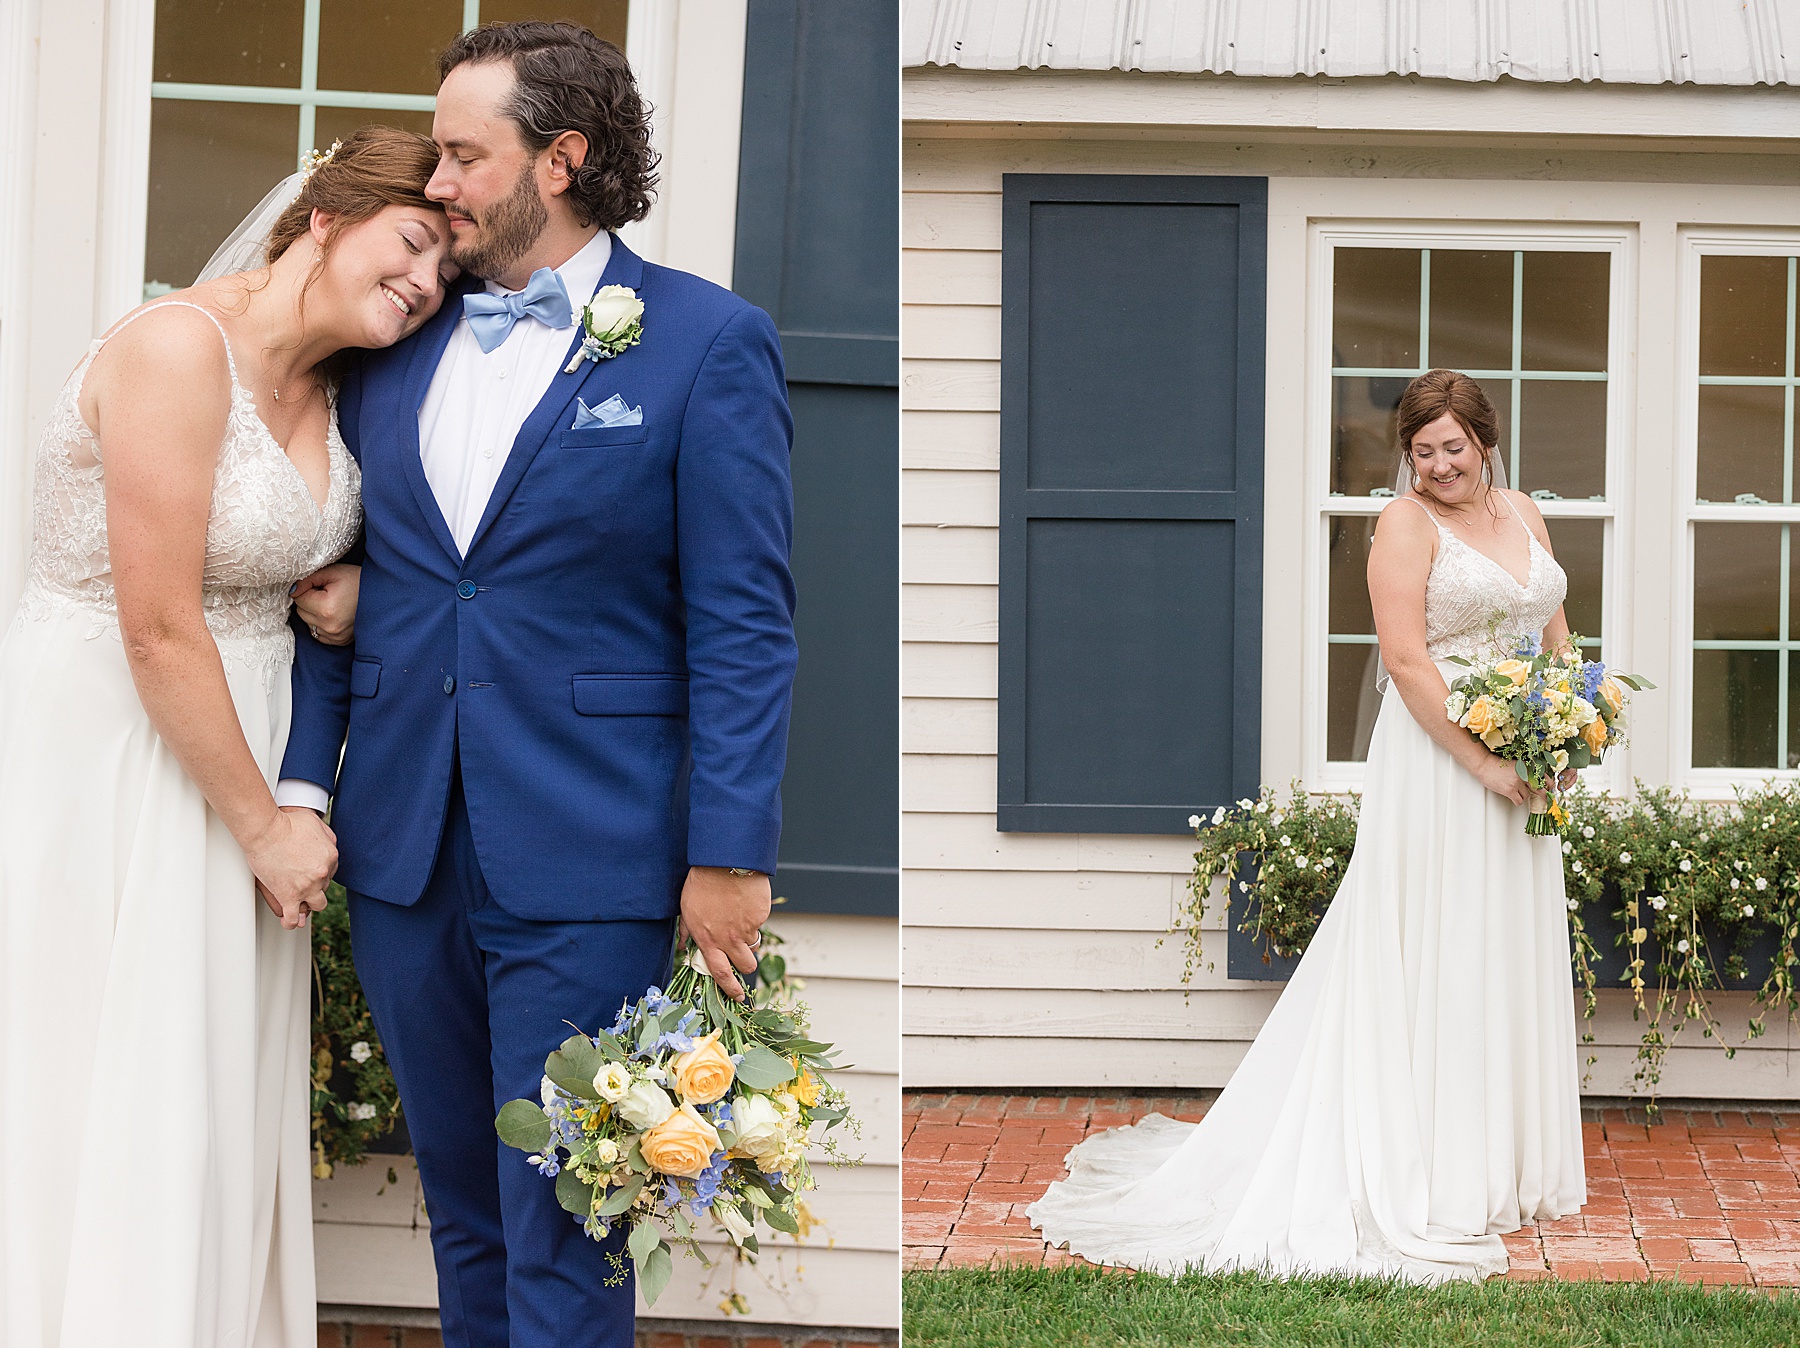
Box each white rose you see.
[583,285,644,341]
[732,1092,787,1164]
[349,1041,372,1064]
[714,1200,754,1245]
[592,1138,620,1167]
[615,1079,675,1131]
[593,1062,632,1103]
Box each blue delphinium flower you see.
[690,1151,730,1212]
[1581,661,1605,703]
[662,1177,684,1209]
[535,1152,562,1178]
[1513,634,1541,659]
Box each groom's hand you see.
[292,562,361,646]
[679,866,771,1002]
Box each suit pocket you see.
[572,673,688,716]
[560,424,650,449]
[350,656,381,698]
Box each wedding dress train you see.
[0,302,361,1345]
[1030,493,1586,1283]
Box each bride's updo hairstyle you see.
[1395,369,1504,516]
[260,125,442,269]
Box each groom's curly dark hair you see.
[438,21,659,232]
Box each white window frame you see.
[1303,220,1637,794]
[1676,227,1800,793]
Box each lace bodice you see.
[1401,494,1567,662]
[19,301,361,680]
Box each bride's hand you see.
[244,807,337,930]
[292,563,361,646]
[1472,753,1531,806]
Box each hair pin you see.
[299,139,343,185]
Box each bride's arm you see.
[91,309,338,927]
[1367,500,1530,805]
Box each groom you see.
[279,21,795,1347]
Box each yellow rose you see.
[1582,715,1609,755]
[670,1030,735,1105]
[1495,659,1530,688]
[640,1103,722,1178]
[1599,677,1625,714]
[1465,697,1496,735]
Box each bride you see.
[0,128,451,1345]
[1031,368,1587,1283]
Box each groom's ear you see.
[543,130,590,200]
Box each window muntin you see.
[145,0,630,295]
[1689,253,1800,771]
[1321,240,1617,767]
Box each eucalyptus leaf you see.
[597,1174,646,1217]
[494,1099,553,1153]
[555,1168,596,1217]
[627,1219,661,1264]
[672,1206,692,1238]
[734,1045,797,1090]
[638,1241,674,1307]
[546,1035,604,1099]
[591,1031,627,1063]
[761,1202,799,1234]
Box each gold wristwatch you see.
[727,867,759,877]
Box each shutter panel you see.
[998,175,1266,834]
[734,0,898,913]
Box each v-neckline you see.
[233,383,335,516]
[1438,526,1537,592]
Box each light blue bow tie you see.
[462,268,573,354]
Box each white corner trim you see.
[0,0,43,614]
[621,0,748,288]
[96,0,154,329]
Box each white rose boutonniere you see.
[564,284,644,372]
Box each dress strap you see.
[97,300,242,385]
[1394,494,1443,529]
[1492,488,1538,549]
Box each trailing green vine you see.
[1180,782,1800,1113]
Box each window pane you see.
[477,0,631,47]
[146,100,299,291]
[1522,252,1609,372]
[1700,255,1789,378]
[1327,643,1382,763]
[1697,383,1786,504]
[1694,649,1779,768]
[1428,249,1512,372]
[1331,376,1404,495]
[1327,515,1377,635]
[1544,518,1603,647]
[1517,379,1606,499]
[154,0,304,87]
[314,107,437,154]
[1693,522,1780,641]
[318,0,463,97]
[1333,248,1419,370]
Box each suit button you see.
[443,675,455,694]
[456,580,477,600]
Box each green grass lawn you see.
[903,1266,1800,1348]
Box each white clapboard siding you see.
[899,132,1800,1103]
[314,912,897,1328]
[902,410,998,469]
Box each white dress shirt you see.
[276,229,613,812]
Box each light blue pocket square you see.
[573,394,644,429]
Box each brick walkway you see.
[903,1093,1800,1286]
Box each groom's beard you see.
[450,162,550,281]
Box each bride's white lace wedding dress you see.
[0,302,361,1346]
[1031,492,1586,1283]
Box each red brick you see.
[1687,1238,1742,1262]
[1599,1260,1650,1281]
[638,1335,686,1348]
[1544,1258,1603,1280]
[1637,1237,1691,1262]
[399,1335,441,1348]
[318,1329,346,1348]
[902,1245,944,1270]
[350,1331,398,1348]
[1675,1261,1752,1283]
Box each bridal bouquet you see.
[1444,634,1653,836]
[494,936,854,1308]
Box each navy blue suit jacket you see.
[281,237,797,921]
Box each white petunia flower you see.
[1238,881,1249,892]
[1572,860,1584,874]
[1280,835,1292,848]
[1294,855,1308,868]
[1756,877,1769,891]
[349,1041,373,1064]
[1744,904,1757,917]
[347,1102,377,1122]
[1732,878,1740,890]
[1649,896,1666,911]
[1679,859,1692,872]
[1676,939,1690,953]
[1620,852,1632,864]
[1582,826,1596,839]
[1212,807,1226,825]
[1189,815,1202,829]
[1563,841,1573,855]
[1567,898,1580,912]
[1255,802,1267,814]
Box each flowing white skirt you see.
[1029,670,1586,1282]
[0,596,315,1346]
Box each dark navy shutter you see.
[732,0,898,913]
[998,175,1266,834]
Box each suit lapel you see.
[462,235,646,560]
[393,276,479,566]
